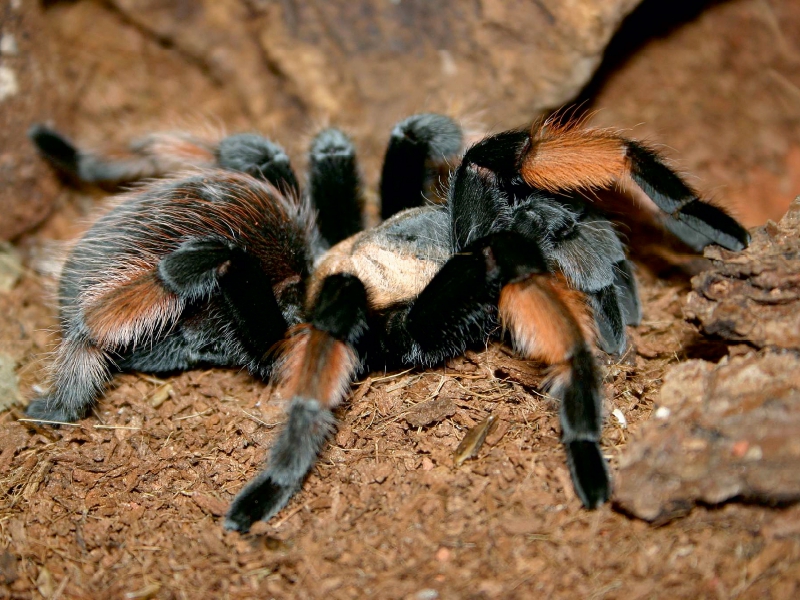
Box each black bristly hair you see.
[26,111,750,532]
[28,124,83,180]
[379,113,463,220]
[217,133,300,194]
[308,129,364,247]
[625,140,750,251]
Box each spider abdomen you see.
[63,171,316,350]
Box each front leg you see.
[224,274,368,532]
[376,231,610,508]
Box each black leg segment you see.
[224,274,367,532]
[308,128,363,247]
[215,250,290,367]
[626,140,749,251]
[25,335,113,423]
[587,285,627,356]
[380,114,463,220]
[158,237,289,372]
[29,124,179,185]
[448,161,511,251]
[28,125,83,180]
[557,345,610,508]
[217,134,299,194]
[614,259,642,326]
[224,397,336,532]
[158,237,236,300]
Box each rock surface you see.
[615,199,800,523]
[1,0,643,240]
[614,351,800,524]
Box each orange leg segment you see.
[499,273,610,508]
[225,274,367,533]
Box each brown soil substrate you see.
[3,238,800,598]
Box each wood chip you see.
[454,414,498,466]
[191,493,228,517]
[404,398,457,428]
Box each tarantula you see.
[25,113,749,532]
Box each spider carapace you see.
[26,113,749,532]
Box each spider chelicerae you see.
[25,113,749,532]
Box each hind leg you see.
[29,125,301,194]
[28,125,217,185]
[26,335,113,423]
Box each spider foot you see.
[223,472,299,533]
[565,440,611,509]
[224,397,336,533]
[24,395,84,425]
[217,133,299,192]
[28,124,82,180]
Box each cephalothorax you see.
[26,114,749,532]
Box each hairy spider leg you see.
[158,238,290,377]
[508,194,637,356]
[25,262,189,423]
[307,128,364,247]
[498,276,609,508]
[513,120,749,251]
[224,274,367,532]
[581,257,642,356]
[623,141,749,251]
[28,124,217,185]
[369,227,610,507]
[25,335,112,423]
[379,113,463,220]
[460,121,749,252]
[26,237,293,423]
[216,134,299,194]
[450,145,633,356]
[28,125,302,195]
[611,258,642,327]
[448,152,610,506]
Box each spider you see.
[25,113,750,533]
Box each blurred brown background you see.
[1,0,798,241]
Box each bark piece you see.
[614,351,800,524]
[685,197,800,349]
